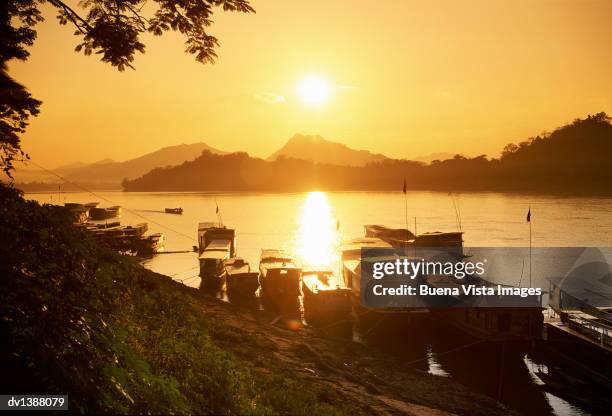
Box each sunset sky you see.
[9,0,612,168]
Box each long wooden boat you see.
[302,269,351,325]
[64,203,89,223]
[364,224,463,248]
[124,222,148,237]
[258,249,301,313]
[197,222,236,256]
[165,207,183,214]
[199,239,231,291]
[225,257,259,300]
[89,205,122,220]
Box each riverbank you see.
[146,270,510,415]
[1,182,511,414]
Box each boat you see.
[64,202,85,209]
[199,239,232,291]
[84,221,121,229]
[124,222,148,237]
[258,249,301,313]
[64,203,89,223]
[364,224,463,248]
[424,273,544,352]
[146,233,165,253]
[89,205,122,220]
[543,276,612,381]
[340,237,392,300]
[197,222,236,256]
[84,202,99,208]
[302,269,351,325]
[225,257,259,300]
[165,207,183,214]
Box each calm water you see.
[27,190,612,416]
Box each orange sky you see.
[9,0,612,167]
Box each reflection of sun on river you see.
[297,192,339,270]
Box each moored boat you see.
[197,222,236,256]
[302,269,351,325]
[146,233,165,253]
[364,224,463,248]
[424,273,544,352]
[165,207,183,214]
[64,203,89,223]
[124,222,148,237]
[225,257,259,300]
[89,205,122,220]
[199,239,232,291]
[258,249,301,314]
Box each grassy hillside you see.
[0,183,364,415]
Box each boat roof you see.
[226,257,247,266]
[364,224,416,239]
[198,222,226,231]
[204,239,232,251]
[199,252,229,260]
[260,249,293,261]
[261,261,300,270]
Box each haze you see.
[8,0,612,168]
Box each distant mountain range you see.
[15,142,225,187]
[122,113,612,195]
[267,134,389,166]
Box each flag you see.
[336,219,340,231]
[216,204,219,214]
[402,178,407,194]
[526,208,531,222]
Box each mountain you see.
[123,113,612,195]
[267,134,389,166]
[15,142,225,188]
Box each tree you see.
[0,0,254,178]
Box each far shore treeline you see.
[123,113,612,195]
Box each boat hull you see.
[302,285,352,325]
[227,272,259,300]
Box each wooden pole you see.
[529,214,532,288]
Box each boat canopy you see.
[364,224,416,241]
[205,239,232,251]
[260,249,293,262]
[198,222,225,231]
[199,250,230,261]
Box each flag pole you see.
[529,212,532,288]
[527,206,532,288]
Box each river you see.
[27,190,612,415]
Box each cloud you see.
[253,93,286,104]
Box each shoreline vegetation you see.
[119,114,611,196]
[0,183,508,415]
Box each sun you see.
[296,75,331,106]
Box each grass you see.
[0,183,365,415]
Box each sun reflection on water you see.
[297,192,339,269]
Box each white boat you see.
[258,249,301,313]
